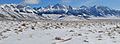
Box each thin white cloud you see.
[82,0,98,5]
[62,0,72,3]
[24,0,40,4]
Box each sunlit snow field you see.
[0,20,120,44]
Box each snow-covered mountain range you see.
[0,3,120,20]
[0,4,44,20]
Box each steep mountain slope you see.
[0,4,44,20]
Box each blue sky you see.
[0,0,120,9]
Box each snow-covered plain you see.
[0,20,120,44]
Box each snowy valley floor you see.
[0,20,120,44]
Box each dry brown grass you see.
[55,37,63,40]
[22,23,26,26]
[61,38,72,42]
[84,40,89,42]
[31,26,35,30]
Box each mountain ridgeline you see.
[0,3,120,20]
[34,3,120,17]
